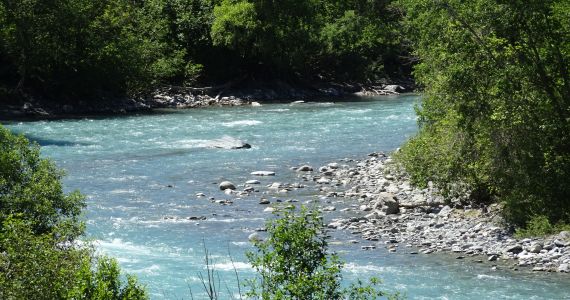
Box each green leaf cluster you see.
[397,0,570,228]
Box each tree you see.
[397,0,570,227]
[0,125,148,299]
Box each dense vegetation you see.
[0,0,407,102]
[0,124,147,299]
[396,0,570,231]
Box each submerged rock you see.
[208,136,251,149]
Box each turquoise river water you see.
[4,95,569,299]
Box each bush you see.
[246,206,400,300]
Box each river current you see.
[4,95,569,299]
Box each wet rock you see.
[249,232,263,242]
[268,182,283,190]
[297,165,313,172]
[219,181,236,190]
[246,180,261,184]
[209,136,251,149]
[263,207,275,213]
[328,162,340,169]
[196,193,206,197]
[251,102,262,107]
[322,206,336,212]
[251,171,276,176]
[259,198,270,205]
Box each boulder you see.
[246,180,260,184]
[558,263,570,273]
[251,102,262,107]
[384,85,405,93]
[268,182,283,189]
[219,181,236,190]
[251,171,276,176]
[209,136,251,149]
[327,162,340,169]
[526,243,543,254]
[248,232,262,242]
[505,244,524,254]
[382,198,400,215]
[558,231,570,240]
[297,165,313,172]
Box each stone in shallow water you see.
[219,181,236,190]
[297,165,313,172]
[251,171,275,176]
[246,180,260,184]
[249,232,262,242]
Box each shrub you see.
[246,206,400,300]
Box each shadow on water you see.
[22,135,91,147]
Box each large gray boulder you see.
[219,181,236,190]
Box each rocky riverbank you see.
[190,148,569,274]
[303,153,570,274]
[0,80,412,120]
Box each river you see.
[4,95,569,299]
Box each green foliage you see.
[0,216,89,299]
[210,0,405,80]
[0,125,147,299]
[0,125,85,239]
[515,215,570,238]
[397,0,570,227]
[246,206,399,300]
[0,0,410,99]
